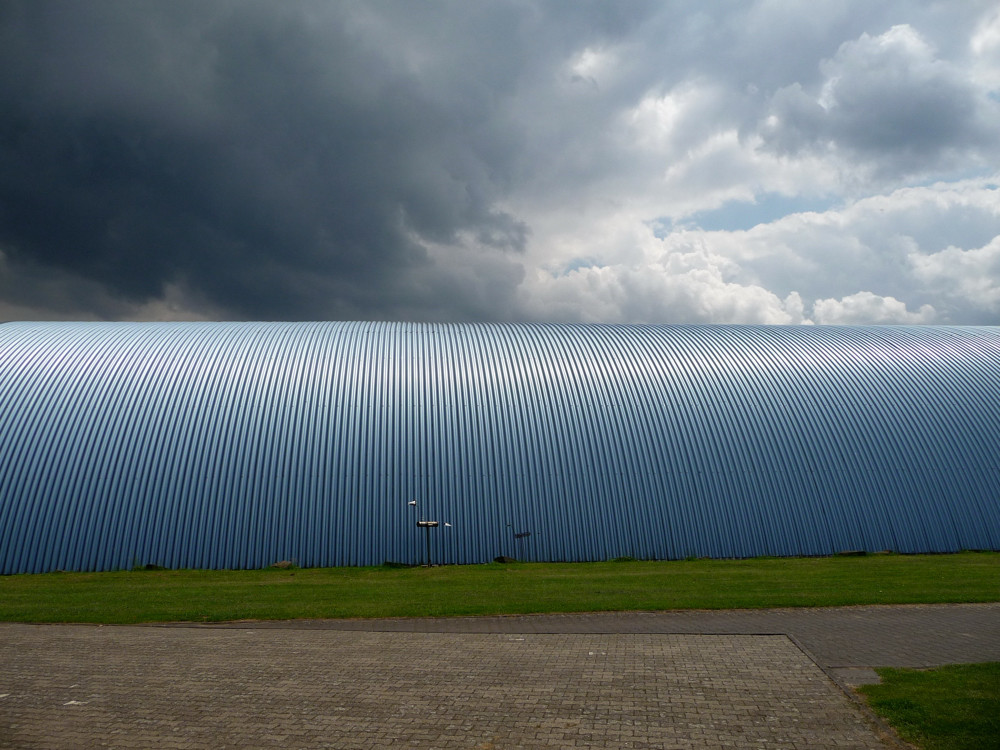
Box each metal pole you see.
[416,519,438,566]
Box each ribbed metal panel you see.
[2,322,999,573]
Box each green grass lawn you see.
[0,551,996,624]
[860,663,1000,750]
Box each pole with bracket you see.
[416,520,439,566]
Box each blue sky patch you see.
[684,193,838,233]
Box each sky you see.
[1,1,999,325]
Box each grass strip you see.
[0,552,996,624]
[859,662,1000,750]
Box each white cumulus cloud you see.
[813,292,936,324]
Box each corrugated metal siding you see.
[1,321,999,573]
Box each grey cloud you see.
[2,1,998,325]
[759,25,999,178]
[0,1,538,320]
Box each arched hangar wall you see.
[1,321,998,574]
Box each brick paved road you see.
[5,604,997,749]
[2,627,892,749]
[269,602,998,669]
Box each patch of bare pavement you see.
[3,603,997,749]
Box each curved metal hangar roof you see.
[1,321,998,573]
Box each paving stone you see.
[6,603,998,749]
[1,628,891,749]
[829,668,883,687]
[240,602,1000,670]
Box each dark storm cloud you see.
[0,0,580,319]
